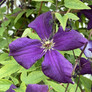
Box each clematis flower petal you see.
[89,48,92,52]
[77,5,92,29]
[26,84,48,92]
[28,12,53,40]
[42,50,73,83]
[77,58,92,75]
[80,40,92,58]
[6,84,16,92]
[9,37,45,69]
[53,27,88,51]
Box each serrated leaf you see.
[14,11,26,24]
[64,0,91,9]
[55,13,68,30]
[66,13,79,20]
[21,71,48,84]
[0,79,13,91]
[32,0,53,3]
[44,80,65,92]
[0,60,21,79]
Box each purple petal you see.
[87,20,92,30]
[78,5,92,20]
[78,58,92,75]
[28,12,53,40]
[89,48,92,52]
[80,40,92,58]
[42,50,73,83]
[53,27,88,51]
[26,84,48,92]
[6,84,16,92]
[9,37,44,69]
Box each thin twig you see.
[74,30,92,92]
[56,0,58,11]
[72,50,76,59]
[65,83,69,92]
[38,1,43,16]
[75,74,81,92]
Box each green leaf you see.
[0,38,8,49]
[18,64,36,73]
[0,7,6,13]
[80,76,92,92]
[44,80,65,92]
[14,11,26,24]
[21,71,48,84]
[60,49,86,58]
[1,20,11,27]
[55,13,68,30]
[64,0,91,9]
[68,83,81,92]
[0,27,5,36]
[15,82,26,92]
[0,60,21,79]
[0,79,13,91]
[0,53,9,61]
[10,76,19,85]
[22,28,31,37]
[66,13,79,20]
[32,0,53,3]
[26,9,33,17]
[28,28,41,40]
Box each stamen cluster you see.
[41,39,55,52]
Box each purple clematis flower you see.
[6,84,48,92]
[76,58,92,75]
[78,5,92,30]
[26,84,48,92]
[80,40,92,58]
[6,84,16,92]
[0,0,6,6]
[9,12,88,83]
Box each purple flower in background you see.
[0,0,6,6]
[6,84,16,92]
[76,58,92,75]
[78,5,92,30]
[80,40,92,58]
[26,84,48,92]
[9,12,88,83]
[6,84,48,92]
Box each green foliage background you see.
[0,0,92,92]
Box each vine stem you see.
[38,1,43,16]
[56,0,58,11]
[74,30,92,92]
[65,28,92,92]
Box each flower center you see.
[41,39,55,52]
